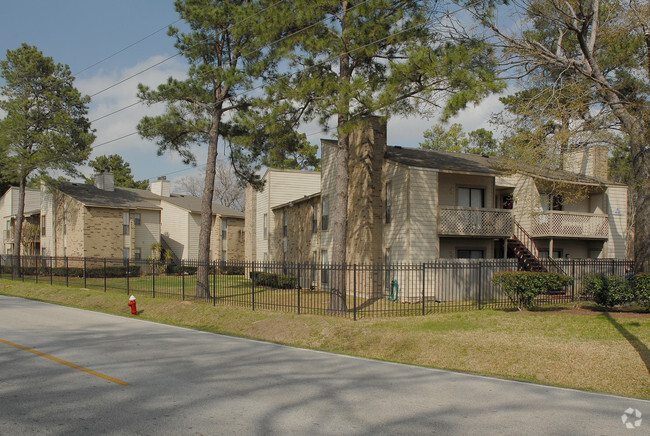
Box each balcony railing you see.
[531,211,608,239]
[438,206,514,237]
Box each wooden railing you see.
[513,220,566,275]
[438,206,513,237]
[531,211,608,239]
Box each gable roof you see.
[161,195,244,218]
[385,146,501,175]
[385,146,619,186]
[58,183,161,210]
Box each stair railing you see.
[513,220,566,275]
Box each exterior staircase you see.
[508,220,565,275]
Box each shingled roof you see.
[385,146,502,175]
[58,183,161,210]
[161,195,244,218]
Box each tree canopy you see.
[0,43,94,272]
[85,154,149,189]
[468,0,649,270]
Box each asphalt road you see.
[0,294,647,435]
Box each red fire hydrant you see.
[128,295,137,315]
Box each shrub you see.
[250,271,297,289]
[220,265,245,276]
[583,273,634,307]
[492,271,573,310]
[632,273,650,309]
[168,265,197,275]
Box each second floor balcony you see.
[438,206,514,237]
[531,211,609,239]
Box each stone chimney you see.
[94,171,115,192]
[562,146,609,181]
[150,176,171,197]
[346,116,387,265]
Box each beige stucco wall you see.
[383,161,409,263]
[605,185,627,259]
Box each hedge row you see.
[492,271,573,310]
[1,265,141,278]
[583,273,650,309]
[249,271,297,289]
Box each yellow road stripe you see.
[0,338,129,386]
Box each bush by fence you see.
[492,271,573,310]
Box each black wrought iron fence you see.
[0,255,633,319]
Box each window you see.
[263,213,268,239]
[41,215,46,236]
[321,196,329,231]
[458,187,484,208]
[321,250,329,284]
[123,212,130,235]
[283,210,288,237]
[134,248,141,260]
[42,248,46,257]
[312,251,318,282]
[312,201,318,233]
[385,182,392,224]
[133,213,141,225]
[222,250,227,262]
[539,249,563,259]
[222,219,227,239]
[541,194,563,211]
[457,249,484,259]
[123,248,130,259]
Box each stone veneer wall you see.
[83,207,123,259]
[346,117,386,265]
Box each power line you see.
[87,0,288,99]
[74,19,183,77]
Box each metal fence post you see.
[181,260,185,301]
[103,258,107,293]
[571,259,575,301]
[252,262,255,311]
[65,256,68,287]
[478,261,483,310]
[152,259,156,299]
[422,263,426,316]
[213,261,216,307]
[35,256,39,284]
[126,258,130,295]
[353,264,357,321]
[50,257,53,285]
[83,257,87,288]
[297,263,301,315]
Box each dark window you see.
[321,196,329,231]
[283,210,288,237]
[41,215,46,236]
[123,212,130,235]
[458,187,484,208]
[386,182,392,224]
[312,201,318,233]
[457,249,484,259]
[133,213,141,225]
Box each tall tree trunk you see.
[329,0,350,312]
[196,112,221,298]
[12,176,26,279]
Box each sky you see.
[0,0,505,190]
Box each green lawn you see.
[1,277,649,399]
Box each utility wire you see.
[90,0,428,149]
[88,0,288,98]
[74,19,183,77]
